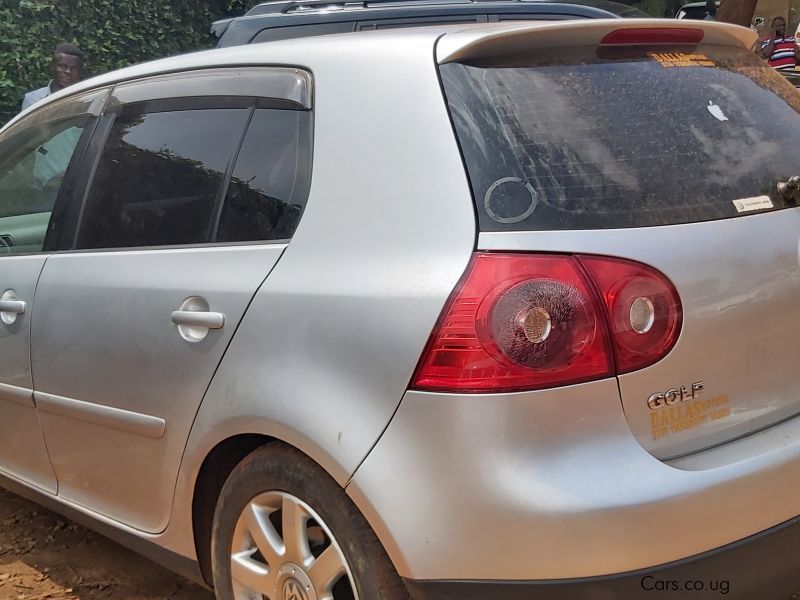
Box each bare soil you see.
[0,489,213,600]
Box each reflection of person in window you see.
[21,44,85,111]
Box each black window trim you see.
[41,114,102,253]
[65,110,117,252]
[209,105,257,242]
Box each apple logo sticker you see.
[707,101,729,122]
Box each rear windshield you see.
[440,44,800,230]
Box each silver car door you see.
[31,71,312,532]
[0,91,106,492]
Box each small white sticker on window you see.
[732,196,773,213]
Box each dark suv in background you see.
[211,0,647,46]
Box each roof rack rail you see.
[364,0,468,6]
[246,1,349,15]
[244,0,493,16]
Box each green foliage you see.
[0,0,260,124]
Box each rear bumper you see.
[403,514,800,600]
[347,380,800,581]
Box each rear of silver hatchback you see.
[3,18,799,600]
[349,21,800,599]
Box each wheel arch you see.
[189,427,350,587]
[192,433,275,586]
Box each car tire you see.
[211,442,409,600]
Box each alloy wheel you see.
[230,491,358,600]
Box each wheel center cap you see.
[277,564,316,600]
[283,578,307,600]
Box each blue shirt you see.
[21,82,53,111]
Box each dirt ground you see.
[0,489,212,600]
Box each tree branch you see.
[716,0,759,28]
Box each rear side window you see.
[217,109,311,242]
[441,45,800,230]
[77,107,250,249]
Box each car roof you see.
[4,19,757,132]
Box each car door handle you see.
[0,300,25,315]
[170,310,225,330]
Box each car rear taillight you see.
[411,253,682,393]
[600,28,704,45]
[578,256,682,374]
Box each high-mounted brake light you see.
[411,253,682,393]
[600,28,704,46]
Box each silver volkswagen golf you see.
[0,18,799,600]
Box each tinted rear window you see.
[440,45,800,230]
[78,107,249,249]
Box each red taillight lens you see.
[600,27,704,45]
[411,253,613,393]
[411,253,682,393]
[579,256,682,374]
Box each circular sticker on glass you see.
[483,177,538,224]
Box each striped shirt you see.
[762,35,797,70]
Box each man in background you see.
[759,16,799,71]
[21,43,84,111]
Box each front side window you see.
[0,115,88,254]
[77,106,251,249]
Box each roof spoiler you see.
[437,18,758,63]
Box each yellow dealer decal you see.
[650,394,731,441]
[649,52,715,69]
